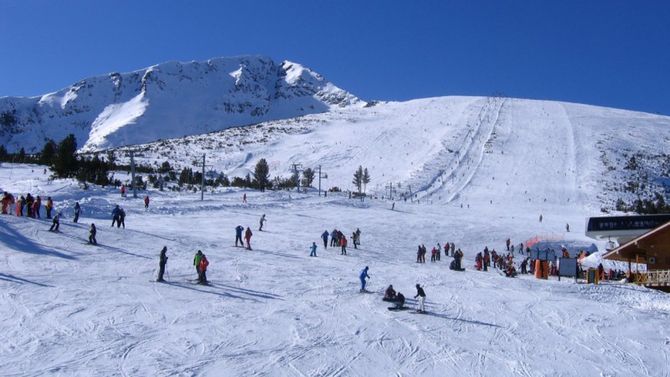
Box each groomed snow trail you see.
[1,165,669,376]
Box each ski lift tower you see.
[125,149,140,198]
[194,154,213,201]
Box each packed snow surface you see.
[1,164,669,376]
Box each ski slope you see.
[113,95,670,215]
[1,164,669,376]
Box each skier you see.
[566,223,570,232]
[340,235,348,255]
[49,212,60,232]
[475,252,483,271]
[16,195,24,216]
[430,246,437,262]
[359,266,370,292]
[198,252,209,284]
[242,193,247,203]
[352,231,358,249]
[1,192,14,215]
[506,238,511,251]
[88,223,97,245]
[111,205,120,227]
[331,228,338,247]
[244,227,253,250]
[414,284,426,313]
[354,228,361,247]
[144,195,150,209]
[394,292,405,309]
[416,245,422,263]
[25,193,34,217]
[73,202,81,223]
[194,250,204,281]
[120,185,126,197]
[33,196,41,219]
[235,225,244,247]
[539,214,543,223]
[321,230,329,249]
[384,285,397,301]
[259,214,266,231]
[157,246,168,282]
[45,196,53,219]
[119,207,126,229]
[309,242,317,257]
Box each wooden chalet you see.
[603,220,670,291]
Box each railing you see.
[634,269,670,287]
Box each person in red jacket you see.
[244,227,253,250]
[198,254,209,284]
[144,195,150,209]
[340,236,348,255]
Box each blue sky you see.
[1,0,669,115]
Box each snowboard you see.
[387,306,410,311]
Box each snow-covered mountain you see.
[0,56,362,152]
[108,96,670,213]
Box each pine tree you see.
[17,147,26,163]
[352,165,363,194]
[0,145,7,161]
[53,134,78,177]
[302,167,315,187]
[362,168,370,194]
[253,159,270,191]
[40,139,57,165]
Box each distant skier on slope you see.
[309,242,317,257]
[74,202,81,223]
[198,253,209,284]
[359,266,370,292]
[88,223,97,245]
[49,212,60,232]
[321,230,329,249]
[157,246,168,282]
[111,205,120,227]
[244,227,253,250]
[383,285,397,301]
[340,235,348,255]
[414,284,426,313]
[194,250,204,281]
[144,195,150,209]
[259,214,266,231]
[235,225,244,247]
[45,196,53,219]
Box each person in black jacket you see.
[88,223,97,245]
[73,202,81,223]
[414,284,426,313]
[157,246,168,282]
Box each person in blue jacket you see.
[321,230,329,249]
[309,242,317,257]
[235,225,244,247]
[111,205,120,227]
[359,266,370,292]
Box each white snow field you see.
[1,164,670,377]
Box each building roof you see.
[603,220,670,262]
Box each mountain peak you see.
[0,56,362,152]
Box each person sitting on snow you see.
[395,292,406,309]
[384,285,397,301]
